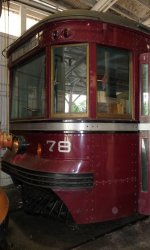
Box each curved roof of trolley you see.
[7,9,150,54]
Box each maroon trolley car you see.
[1,10,150,224]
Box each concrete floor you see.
[5,211,150,250]
[3,186,150,250]
[76,218,150,250]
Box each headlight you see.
[11,136,26,154]
[12,137,19,153]
[37,143,42,157]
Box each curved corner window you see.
[11,51,45,119]
[51,44,88,117]
[141,64,149,116]
[96,46,131,118]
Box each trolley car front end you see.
[2,10,150,224]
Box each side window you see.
[96,46,131,118]
[51,44,88,117]
[141,64,149,116]
[11,51,45,119]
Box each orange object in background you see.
[0,131,12,149]
[0,187,9,244]
[0,133,10,245]
[0,188,9,225]
[0,131,2,149]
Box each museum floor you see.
[3,185,150,250]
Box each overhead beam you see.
[91,0,109,11]
[111,4,139,22]
[91,0,118,12]
[79,0,96,7]
[103,0,118,12]
[133,0,150,10]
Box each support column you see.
[20,4,26,34]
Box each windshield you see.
[96,46,131,117]
[51,44,88,116]
[11,51,45,119]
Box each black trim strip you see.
[2,161,94,190]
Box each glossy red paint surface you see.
[3,131,139,224]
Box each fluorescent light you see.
[32,0,65,11]
[32,0,56,9]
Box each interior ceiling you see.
[7,0,150,28]
[26,0,150,28]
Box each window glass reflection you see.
[11,51,45,118]
[141,138,149,192]
[52,44,88,115]
[141,64,149,116]
[97,46,130,116]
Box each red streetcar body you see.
[2,10,150,224]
